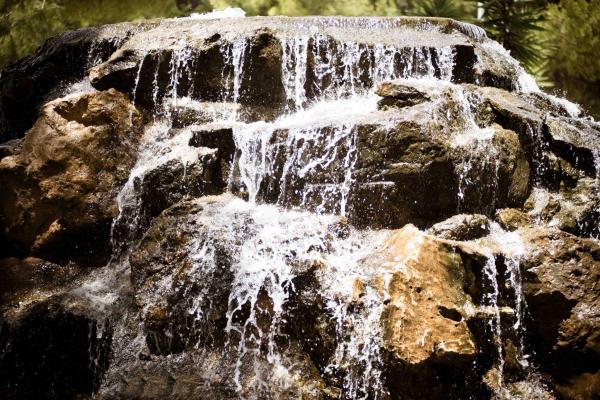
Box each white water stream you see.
[55,12,589,399]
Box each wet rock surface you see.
[0,89,142,265]
[520,228,600,398]
[376,226,484,398]
[0,14,599,400]
[429,213,491,240]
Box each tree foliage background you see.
[1,0,599,117]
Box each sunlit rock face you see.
[1,11,599,400]
[0,89,142,265]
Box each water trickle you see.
[525,122,550,184]
[448,85,501,213]
[86,36,126,69]
[110,120,205,250]
[231,95,377,211]
[475,223,538,397]
[281,36,309,111]
[490,224,529,358]
[326,283,388,400]
[221,38,248,115]
[179,197,390,396]
[482,255,505,386]
[165,46,195,114]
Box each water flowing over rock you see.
[1,12,599,400]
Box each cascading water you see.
[88,21,471,397]
[450,86,501,213]
[6,10,596,400]
[91,16,521,398]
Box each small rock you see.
[376,80,431,109]
[495,208,531,231]
[429,214,491,241]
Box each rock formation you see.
[0,13,599,400]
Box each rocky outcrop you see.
[0,21,156,142]
[0,89,142,264]
[520,228,600,399]
[376,226,486,398]
[1,14,599,400]
[239,80,532,228]
[86,16,535,121]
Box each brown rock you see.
[0,89,142,264]
[378,226,478,365]
[429,214,491,241]
[545,116,600,176]
[476,86,544,132]
[495,208,531,231]
[363,225,491,398]
[0,257,82,311]
[524,180,600,238]
[376,80,431,109]
[521,227,600,396]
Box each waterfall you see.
[7,13,597,400]
[91,24,523,399]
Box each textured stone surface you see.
[378,226,479,364]
[521,228,600,398]
[429,214,491,240]
[1,14,599,400]
[0,89,142,264]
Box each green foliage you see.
[543,0,600,83]
[477,0,544,70]
[0,0,185,68]
[409,0,469,19]
[541,0,600,117]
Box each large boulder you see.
[0,89,142,264]
[520,228,600,398]
[474,85,600,188]
[90,26,287,118]
[127,194,344,397]
[364,225,491,398]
